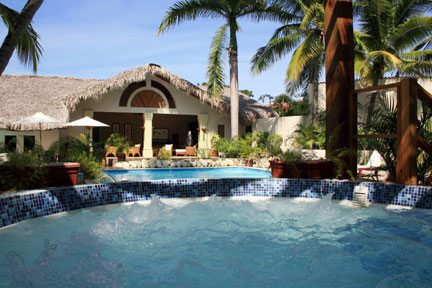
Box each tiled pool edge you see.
[1,178,431,228]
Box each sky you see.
[0,0,291,102]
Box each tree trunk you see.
[312,60,320,125]
[228,20,239,138]
[229,48,239,138]
[0,0,44,75]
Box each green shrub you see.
[157,147,171,160]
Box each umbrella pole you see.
[39,123,42,147]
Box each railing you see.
[349,78,432,185]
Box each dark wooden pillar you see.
[396,78,417,184]
[324,0,356,176]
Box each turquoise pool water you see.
[0,196,431,287]
[104,167,271,181]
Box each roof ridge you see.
[1,74,102,81]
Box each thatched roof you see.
[0,75,101,131]
[0,64,277,131]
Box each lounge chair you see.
[127,144,141,157]
[164,144,173,156]
[358,150,384,176]
[186,145,196,156]
[175,149,186,156]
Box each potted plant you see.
[267,134,286,177]
[105,133,131,161]
[210,134,220,157]
[238,134,255,166]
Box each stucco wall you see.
[254,115,310,151]
[0,129,59,151]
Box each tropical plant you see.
[294,122,325,149]
[0,0,44,75]
[157,147,171,160]
[354,0,432,125]
[105,133,131,156]
[158,0,289,138]
[251,0,324,124]
[214,137,241,158]
[267,133,283,159]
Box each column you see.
[142,112,153,157]
[198,114,208,149]
[16,135,24,153]
[324,0,355,176]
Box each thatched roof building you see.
[0,64,277,131]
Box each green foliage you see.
[0,150,47,191]
[214,137,241,158]
[196,148,211,159]
[267,133,283,158]
[157,147,171,160]
[105,133,131,155]
[294,122,325,149]
[45,135,103,181]
[239,89,254,97]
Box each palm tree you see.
[158,0,289,138]
[0,0,44,75]
[251,0,324,125]
[354,0,432,125]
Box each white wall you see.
[0,129,59,151]
[254,115,310,151]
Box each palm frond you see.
[299,2,323,31]
[158,0,223,34]
[206,24,228,98]
[251,32,302,74]
[286,32,323,81]
[390,16,432,51]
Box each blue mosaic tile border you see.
[1,179,431,228]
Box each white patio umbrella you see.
[15,112,61,146]
[66,116,109,152]
[66,116,109,129]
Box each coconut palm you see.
[0,0,44,75]
[158,0,289,138]
[354,0,432,125]
[251,0,323,124]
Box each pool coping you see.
[0,178,431,228]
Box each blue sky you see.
[0,0,290,101]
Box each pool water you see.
[104,167,271,181]
[0,196,431,287]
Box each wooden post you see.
[396,78,417,184]
[324,0,355,176]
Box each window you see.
[5,135,16,152]
[24,136,35,152]
[217,125,225,138]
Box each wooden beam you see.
[417,135,432,156]
[325,0,355,176]
[417,85,432,108]
[396,78,417,185]
[355,134,397,139]
[352,82,401,95]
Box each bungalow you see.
[0,64,277,156]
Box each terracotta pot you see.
[213,150,218,157]
[46,162,80,186]
[295,160,336,179]
[245,159,254,167]
[270,160,291,178]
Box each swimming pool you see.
[0,196,431,287]
[104,167,271,181]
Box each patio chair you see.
[105,146,116,157]
[175,149,186,156]
[358,150,384,176]
[127,144,141,157]
[185,145,196,156]
[164,144,173,156]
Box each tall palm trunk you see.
[312,59,320,125]
[0,0,43,75]
[365,61,384,129]
[228,20,239,138]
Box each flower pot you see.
[45,162,80,186]
[245,159,253,167]
[269,160,290,178]
[295,160,336,179]
[213,150,218,157]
